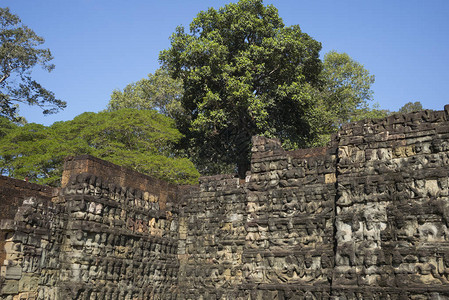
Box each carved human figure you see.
[243,256,264,282]
[89,263,98,280]
[417,256,447,284]
[88,202,96,214]
[94,203,103,223]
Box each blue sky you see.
[3,0,449,125]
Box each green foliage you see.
[105,2,383,176]
[0,109,199,186]
[276,51,380,147]
[398,101,424,114]
[0,7,65,120]
[160,0,322,176]
[349,102,390,122]
[107,69,185,120]
[318,51,376,129]
[0,115,16,138]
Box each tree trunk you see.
[235,130,252,179]
[237,155,250,179]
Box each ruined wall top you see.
[62,155,178,209]
[0,175,54,222]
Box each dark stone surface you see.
[3,106,449,299]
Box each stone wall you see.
[2,106,449,299]
[333,108,449,298]
[176,137,337,299]
[0,176,55,298]
[177,175,246,299]
[177,106,449,298]
[1,156,180,299]
[242,136,336,298]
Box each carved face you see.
[305,256,313,268]
[366,221,375,231]
[101,233,107,243]
[393,148,402,157]
[88,202,96,213]
[415,145,422,153]
[107,234,114,245]
[364,184,374,195]
[439,178,448,189]
[415,179,425,189]
[396,183,405,192]
[364,253,375,266]
[76,230,83,241]
[321,254,331,269]
[95,203,103,214]
[352,219,360,231]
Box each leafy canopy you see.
[309,51,384,144]
[398,101,424,114]
[160,0,322,177]
[109,1,383,176]
[0,109,199,186]
[107,68,185,120]
[0,7,65,120]
[320,51,376,126]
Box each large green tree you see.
[0,109,199,186]
[319,51,376,127]
[310,51,385,144]
[160,0,322,177]
[0,7,65,120]
[112,51,382,154]
[107,68,185,120]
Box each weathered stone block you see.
[1,279,19,294]
[2,265,21,280]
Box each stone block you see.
[1,279,19,294]
[325,173,337,184]
[18,274,38,292]
[3,265,22,280]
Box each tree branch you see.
[0,72,10,84]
